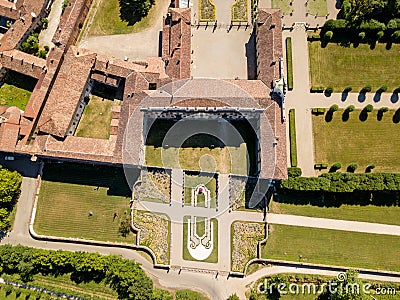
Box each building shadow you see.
[245,29,257,80]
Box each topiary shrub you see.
[310,86,325,93]
[343,86,352,93]
[377,30,385,40]
[361,85,372,93]
[324,31,333,41]
[325,86,334,94]
[379,107,389,112]
[366,164,375,173]
[329,104,339,112]
[345,105,355,112]
[288,167,302,177]
[394,87,400,93]
[358,31,366,40]
[364,104,373,112]
[377,85,388,93]
[347,163,358,173]
[329,162,342,172]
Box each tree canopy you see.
[119,0,155,25]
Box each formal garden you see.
[182,216,218,263]
[262,224,400,271]
[0,71,37,110]
[132,210,171,265]
[133,168,171,204]
[231,221,265,272]
[34,163,137,244]
[312,107,400,172]
[75,95,119,139]
[231,0,248,22]
[271,0,291,15]
[184,172,217,208]
[229,176,260,210]
[306,0,328,17]
[199,0,216,22]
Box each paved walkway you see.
[39,0,63,49]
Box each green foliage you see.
[0,245,154,299]
[21,33,39,55]
[310,86,325,93]
[379,106,389,112]
[325,270,368,300]
[361,85,372,93]
[358,31,366,40]
[36,49,47,59]
[364,104,373,112]
[392,30,400,41]
[118,0,155,25]
[325,86,334,93]
[288,167,302,178]
[346,105,355,112]
[62,0,70,12]
[118,216,131,237]
[343,86,353,93]
[227,294,240,300]
[329,104,339,112]
[152,289,173,300]
[360,19,386,32]
[323,19,347,30]
[377,85,388,92]
[289,109,297,167]
[347,163,359,172]
[41,18,48,29]
[331,162,342,171]
[285,37,293,90]
[324,30,333,40]
[175,289,205,300]
[377,30,385,39]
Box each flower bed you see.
[232,0,248,22]
[231,221,264,272]
[133,169,171,203]
[199,0,216,22]
[133,210,170,265]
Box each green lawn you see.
[306,0,328,16]
[309,42,400,91]
[34,163,135,244]
[75,95,114,139]
[313,109,400,172]
[271,0,292,15]
[263,225,400,271]
[0,71,37,110]
[184,174,217,208]
[145,144,248,175]
[85,0,161,36]
[270,199,400,225]
[183,216,218,263]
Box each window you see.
[149,83,157,90]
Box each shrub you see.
[324,30,333,40]
[41,18,48,29]
[377,30,385,40]
[310,86,325,93]
[345,105,355,112]
[227,294,240,300]
[347,163,358,172]
[360,19,386,32]
[331,162,342,171]
[364,104,373,112]
[394,87,400,93]
[343,86,352,93]
[329,104,339,112]
[288,167,302,178]
[366,164,376,173]
[286,37,293,91]
[379,107,389,112]
[323,19,347,30]
[176,289,205,300]
[391,30,400,41]
[358,31,366,40]
[361,85,372,93]
[377,85,388,93]
[325,86,334,94]
[62,0,70,12]
[289,109,297,167]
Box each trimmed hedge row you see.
[285,37,293,91]
[279,172,400,193]
[289,109,297,167]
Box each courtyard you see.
[0,71,37,110]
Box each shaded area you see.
[119,0,155,26]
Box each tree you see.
[21,34,39,54]
[345,105,355,112]
[377,85,388,93]
[379,106,389,112]
[361,85,372,93]
[324,30,334,40]
[288,167,302,178]
[227,294,240,300]
[329,104,339,112]
[325,86,334,94]
[343,86,353,93]
[331,162,342,172]
[119,0,155,25]
[347,163,358,172]
[152,289,173,300]
[118,217,131,237]
[358,31,366,40]
[364,104,373,112]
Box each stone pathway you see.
[39,0,63,49]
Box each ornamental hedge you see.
[289,109,297,167]
[285,37,293,91]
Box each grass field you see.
[270,200,400,225]
[34,163,135,244]
[262,225,400,271]
[75,95,114,139]
[306,0,328,16]
[184,174,217,208]
[309,42,400,91]
[313,109,400,172]
[0,71,37,110]
[145,144,248,175]
[85,0,161,36]
[271,0,292,15]
[183,216,218,263]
